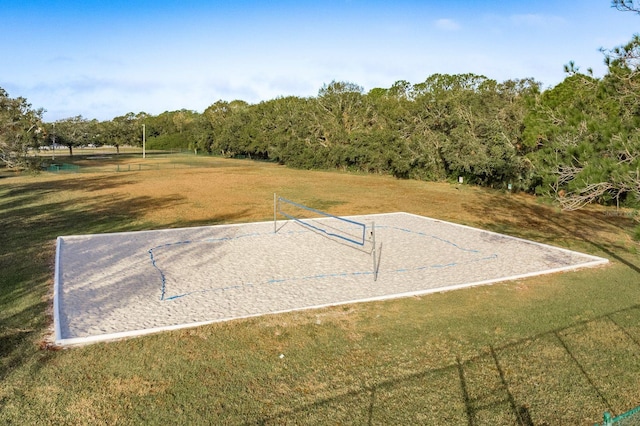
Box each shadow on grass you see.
[0,175,250,381]
[0,329,36,359]
[169,209,254,229]
[469,195,640,275]
[0,286,54,385]
[252,304,640,425]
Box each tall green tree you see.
[310,81,384,171]
[255,96,315,166]
[105,112,138,154]
[49,115,92,156]
[525,1,640,209]
[400,74,536,186]
[312,81,366,149]
[0,88,45,169]
[612,0,640,14]
[202,100,250,157]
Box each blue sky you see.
[1,0,638,121]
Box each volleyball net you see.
[274,194,379,280]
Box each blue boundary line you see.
[149,231,268,300]
[380,225,480,253]
[160,254,498,301]
[149,223,496,301]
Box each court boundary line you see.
[52,212,609,347]
[151,221,497,301]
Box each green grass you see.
[1,155,640,424]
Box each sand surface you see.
[54,212,608,346]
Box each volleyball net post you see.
[273,193,279,234]
[371,221,378,281]
[274,193,378,281]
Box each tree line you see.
[2,1,639,210]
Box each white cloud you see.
[435,18,461,31]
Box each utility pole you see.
[52,122,55,161]
[142,124,146,159]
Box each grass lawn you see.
[1,154,640,425]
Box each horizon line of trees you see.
[2,1,640,211]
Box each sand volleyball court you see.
[54,212,608,346]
